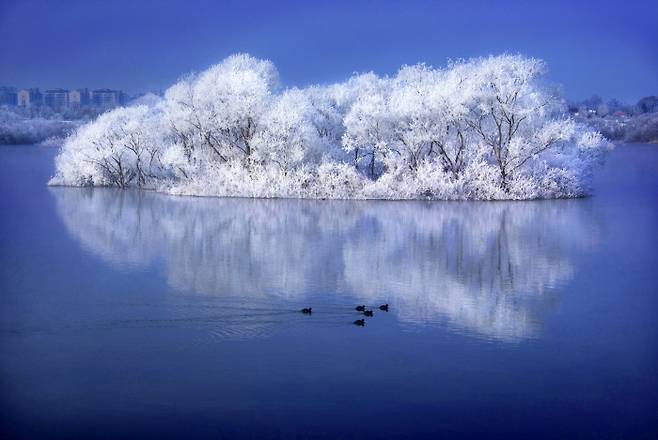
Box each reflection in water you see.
[51,188,600,341]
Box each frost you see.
[1,107,79,145]
[50,53,612,200]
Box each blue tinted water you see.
[1,144,657,439]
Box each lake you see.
[1,144,657,439]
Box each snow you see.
[50,53,612,200]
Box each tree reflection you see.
[51,188,599,341]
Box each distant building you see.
[92,89,123,108]
[17,88,43,108]
[69,88,90,108]
[0,87,18,106]
[13,86,129,110]
[44,88,70,110]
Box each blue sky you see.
[0,0,656,102]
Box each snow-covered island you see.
[50,54,611,200]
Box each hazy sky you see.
[0,0,656,102]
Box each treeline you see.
[50,54,611,200]
[0,107,80,145]
[569,95,658,143]
[0,94,162,145]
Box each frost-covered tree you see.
[52,102,164,187]
[459,55,584,192]
[303,85,346,162]
[388,64,471,177]
[252,89,319,173]
[164,54,278,166]
[51,53,611,200]
[341,73,394,178]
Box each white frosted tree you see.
[459,55,581,192]
[303,85,346,162]
[252,88,319,174]
[164,54,278,167]
[51,53,611,200]
[341,73,394,178]
[53,103,164,187]
[388,63,472,178]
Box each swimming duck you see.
[355,305,366,311]
[379,304,389,311]
[353,319,365,326]
[363,310,374,317]
[301,308,312,314]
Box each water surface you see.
[1,144,657,438]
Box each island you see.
[49,54,611,200]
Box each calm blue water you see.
[1,144,657,439]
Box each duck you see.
[301,307,312,314]
[379,304,389,311]
[353,319,365,326]
[363,310,374,317]
[355,305,366,312]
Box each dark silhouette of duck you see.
[353,319,365,326]
[363,310,374,317]
[355,305,366,312]
[301,308,312,314]
[379,304,389,311]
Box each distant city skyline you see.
[0,0,656,102]
[0,86,133,111]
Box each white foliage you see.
[51,53,612,200]
[252,88,319,172]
